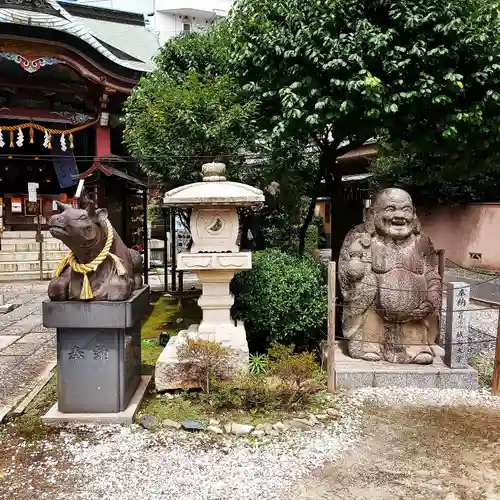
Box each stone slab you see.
[42,375,151,425]
[155,324,249,392]
[0,304,15,314]
[0,335,20,351]
[334,342,478,390]
[42,286,150,329]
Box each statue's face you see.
[373,189,415,240]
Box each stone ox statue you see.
[339,188,441,364]
[48,200,143,301]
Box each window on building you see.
[183,23,191,33]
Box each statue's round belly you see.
[376,269,427,322]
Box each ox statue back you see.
[48,199,143,301]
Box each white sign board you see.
[27,182,39,191]
[28,191,37,203]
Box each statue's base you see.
[42,286,150,413]
[335,342,478,390]
[155,323,249,391]
[42,375,151,425]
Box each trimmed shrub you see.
[231,249,327,351]
[304,224,319,257]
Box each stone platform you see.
[335,342,478,390]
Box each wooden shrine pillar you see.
[94,125,111,207]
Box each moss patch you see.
[140,293,201,375]
[6,372,59,441]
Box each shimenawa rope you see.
[54,219,127,299]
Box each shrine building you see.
[0,0,159,280]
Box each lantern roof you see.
[163,163,265,208]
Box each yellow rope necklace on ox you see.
[54,219,127,300]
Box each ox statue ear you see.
[55,200,69,212]
[91,208,108,224]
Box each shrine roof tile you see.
[0,0,155,73]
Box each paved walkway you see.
[0,272,200,422]
[0,281,56,421]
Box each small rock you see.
[254,423,266,431]
[288,419,311,431]
[273,422,285,432]
[315,414,329,420]
[326,408,339,417]
[224,424,232,434]
[182,420,205,432]
[163,393,175,401]
[308,414,319,425]
[207,425,223,434]
[209,419,220,426]
[138,414,158,430]
[251,430,266,438]
[162,419,181,430]
[120,427,132,437]
[230,423,254,436]
[263,424,274,434]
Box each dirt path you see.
[291,405,500,500]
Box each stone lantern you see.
[155,162,264,391]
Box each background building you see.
[72,0,231,45]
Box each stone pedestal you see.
[41,286,150,421]
[155,253,251,391]
[334,341,477,389]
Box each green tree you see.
[123,28,257,189]
[125,28,321,254]
[228,0,500,261]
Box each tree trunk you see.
[298,194,318,256]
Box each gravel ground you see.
[4,388,500,500]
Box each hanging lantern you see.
[47,133,52,150]
[0,131,4,148]
[16,127,24,148]
[9,131,14,148]
[29,127,35,144]
[60,133,67,152]
[69,133,74,150]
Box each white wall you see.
[75,0,232,45]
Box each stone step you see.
[0,241,67,252]
[0,260,60,273]
[0,270,53,282]
[0,250,67,262]
[1,231,55,240]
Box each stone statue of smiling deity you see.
[339,188,441,364]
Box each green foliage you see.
[154,25,230,80]
[248,353,269,375]
[229,0,500,154]
[304,224,319,256]
[177,338,232,393]
[203,344,322,411]
[124,70,257,187]
[124,26,257,189]
[370,151,500,206]
[231,249,327,350]
[228,0,500,252]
